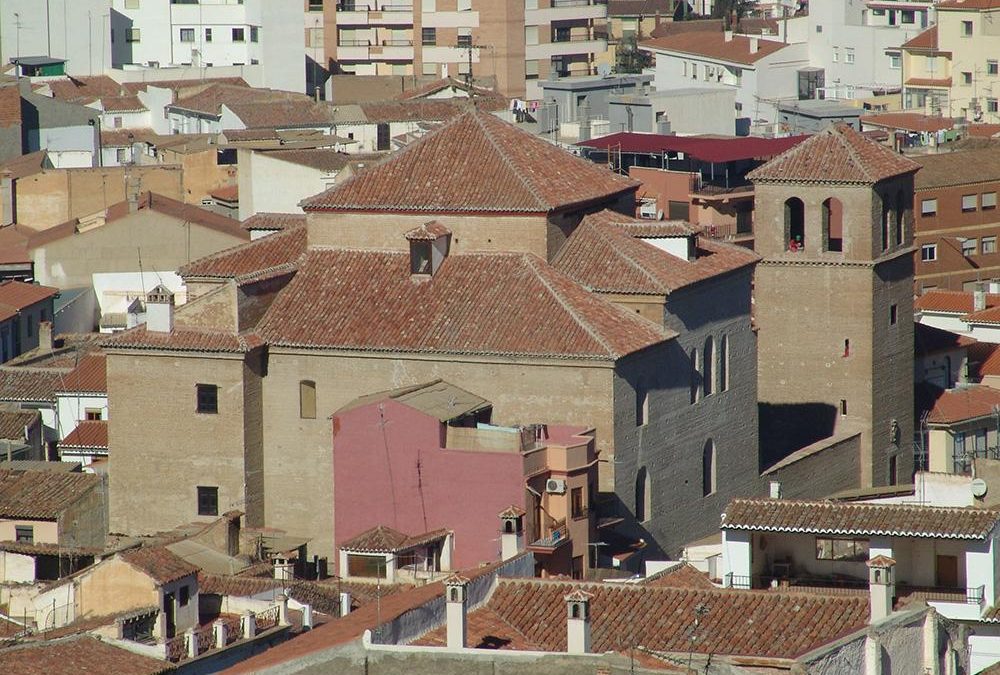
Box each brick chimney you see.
[498,506,525,561]
[867,555,896,623]
[565,589,593,654]
[145,284,174,333]
[444,574,470,649]
[37,321,53,353]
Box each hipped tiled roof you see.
[59,420,109,450]
[301,109,637,213]
[0,368,66,402]
[921,384,1000,425]
[747,123,921,184]
[553,210,758,295]
[0,469,101,520]
[121,546,199,585]
[178,225,306,280]
[340,525,450,553]
[901,25,938,50]
[55,354,107,394]
[0,635,173,675]
[722,498,1000,539]
[640,32,789,65]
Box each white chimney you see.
[769,480,782,499]
[750,37,759,53]
[145,284,174,333]
[444,574,470,649]
[565,589,593,654]
[867,556,896,623]
[724,30,734,42]
[974,283,987,312]
[273,556,293,582]
[990,280,1000,295]
[498,506,526,561]
[339,592,352,617]
[38,321,53,353]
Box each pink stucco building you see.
[332,380,597,576]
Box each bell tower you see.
[749,124,919,487]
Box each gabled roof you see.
[415,578,870,659]
[0,149,50,180]
[55,354,107,394]
[179,224,306,280]
[0,635,173,675]
[920,384,1000,425]
[901,25,938,50]
[747,123,921,184]
[0,469,101,520]
[916,289,1000,315]
[241,212,307,233]
[640,32,790,65]
[340,525,450,553]
[301,109,638,213]
[59,420,108,451]
[120,546,199,585]
[553,210,759,295]
[860,112,954,134]
[0,410,38,441]
[0,280,58,321]
[642,562,717,589]
[0,367,66,403]
[722,498,1000,539]
[404,221,451,241]
[914,146,1000,189]
[255,250,674,360]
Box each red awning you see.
[577,132,810,164]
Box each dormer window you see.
[405,221,452,277]
[410,240,433,275]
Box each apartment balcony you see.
[526,36,608,60]
[370,40,414,60]
[422,45,481,64]
[335,3,413,26]
[337,40,371,60]
[526,0,607,25]
[527,519,571,554]
[723,573,985,607]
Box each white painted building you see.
[108,0,305,92]
[0,0,111,77]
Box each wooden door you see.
[936,555,959,588]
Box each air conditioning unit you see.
[546,478,567,494]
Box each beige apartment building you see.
[322,0,608,98]
[901,0,1000,123]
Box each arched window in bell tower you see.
[881,195,891,251]
[784,198,805,252]
[895,189,906,246]
[822,198,843,252]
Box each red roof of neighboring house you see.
[59,420,108,450]
[0,469,101,520]
[553,210,759,295]
[0,280,58,321]
[747,123,921,184]
[967,305,1000,325]
[922,384,1000,424]
[0,149,50,180]
[101,326,266,354]
[902,25,938,50]
[860,112,954,133]
[404,221,451,241]
[55,354,107,394]
[241,212,308,232]
[0,83,21,129]
[969,341,1000,376]
[641,31,789,65]
[969,124,1000,138]
[937,0,1000,9]
[916,290,1000,314]
[722,497,1000,539]
[253,250,674,360]
[642,562,716,589]
[210,184,239,202]
[578,132,809,163]
[0,368,67,403]
[179,224,306,280]
[0,410,38,441]
[301,109,638,214]
[905,77,952,87]
[120,546,199,585]
[0,225,31,265]
[0,635,173,675]
[340,525,450,553]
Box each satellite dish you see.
[972,478,988,498]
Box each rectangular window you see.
[422,62,437,76]
[963,194,978,212]
[815,536,869,561]
[962,71,973,85]
[457,0,472,9]
[232,28,246,42]
[126,28,141,43]
[832,48,839,63]
[840,399,848,416]
[205,28,213,42]
[525,59,539,79]
[636,387,648,426]
[457,30,472,48]
[421,27,436,46]
[845,49,855,64]
[179,585,190,607]
[309,0,323,10]
[126,0,140,8]
[347,554,386,578]
[989,99,999,113]
[180,28,195,42]
[525,25,538,46]
[984,237,998,254]
[990,60,999,76]
[962,238,977,256]
[15,525,33,544]
[85,408,103,421]
[889,54,901,69]
[571,487,585,519]
[890,304,898,325]
[901,9,915,23]
[963,20,974,36]
[300,380,317,419]
[196,384,219,414]
[984,193,998,210]
[197,486,219,516]
[921,243,937,261]
[921,198,937,216]
[250,26,259,43]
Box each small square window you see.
[197,486,219,516]
[984,192,998,210]
[890,304,898,325]
[196,384,218,414]
[962,71,973,85]
[963,194,978,212]
[15,525,33,544]
[180,28,195,42]
[963,20,974,36]
[889,54,900,69]
[845,50,855,64]
[984,236,997,254]
[85,409,103,421]
[205,28,213,42]
[921,198,937,216]
[962,238,977,257]
[816,24,823,32]
[921,244,937,262]
[421,27,436,45]
[232,28,246,42]
[990,60,999,76]
[422,62,437,76]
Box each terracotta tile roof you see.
[101,128,155,146]
[0,224,31,265]
[210,184,239,202]
[0,540,102,557]
[0,281,56,321]
[55,354,107,394]
[914,322,974,357]
[0,149,50,180]
[901,25,938,50]
[45,75,128,105]
[860,112,954,134]
[553,210,759,295]
[241,212,307,232]
[969,341,1000,376]
[640,32,790,65]
[340,525,450,553]
[256,250,674,359]
[170,83,305,118]
[411,605,542,650]
[301,109,638,213]
[967,305,1000,325]
[0,468,101,520]
[914,146,1000,189]
[179,224,306,279]
[0,635,173,675]
[59,420,109,450]
[916,290,1000,314]
[264,149,378,172]
[359,98,505,124]
[0,82,21,128]
[404,221,451,240]
[905,77,952,87]
[937,0,1000,9]
[199,574,346,615]
[102,95,146,112]
[121,546,199,585]
[747,123,921,184]
[921,384,1000,424]
[968,124,1000,138]
[0,367,66,402]
[436,579,869,658]
[609,0,675,16]
[122,77,249,96]
[0,410,38,441]
[226,99,338,129]
[721,497,1000,539]
[101,326,265,354]
[642,562,717,589]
